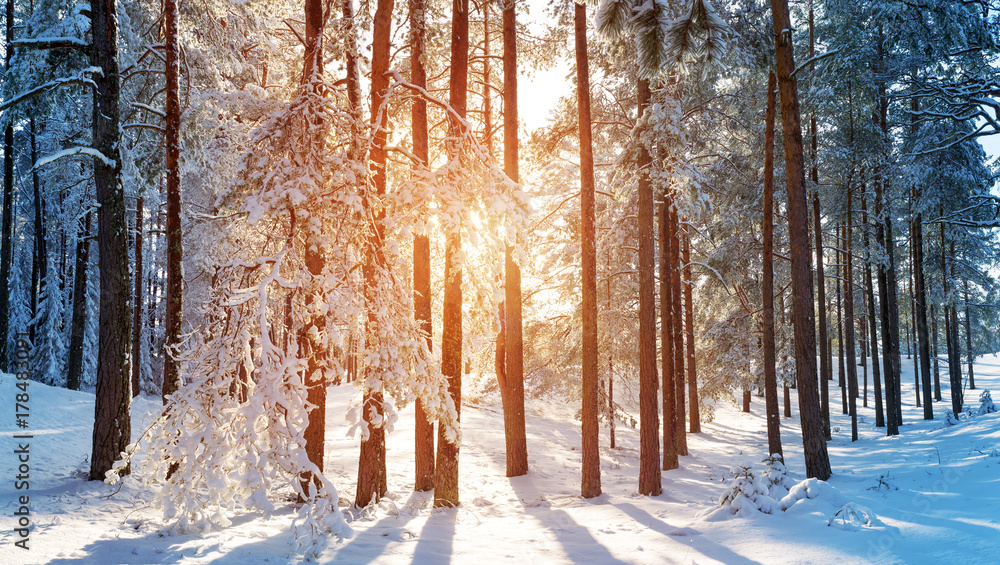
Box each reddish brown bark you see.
[762,70,782,457]
[434,0,469,508]
[575,2,601,498]
[162,0,183,404]
[501,0,528,478]
[357,0,394,507]
[90,0,132,480]
[637,74,661,496]
[660,196,677,470]
[410,0,435,493]
[132,197,144,397]
[770,0,831,480]
[670,204,686,457]
[683,224,700,434]
[297,0,331,502]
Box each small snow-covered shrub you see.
[978,390,996,415]
[778,477,847,511]
[989,448,1000,458]
[761,454,795,499]
[945,410,960,426]
[718,463,779,515]
[827,502,888,531]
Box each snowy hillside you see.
[2,354,1000,564]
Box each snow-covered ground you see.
[2,353,1000,564]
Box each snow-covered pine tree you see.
[31,252,65,385]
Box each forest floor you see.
[2,353,1000,564]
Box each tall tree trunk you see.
[670,201,686,456]
[501,0,528,478]
[874,25,901,433]
[770,0,831,480]
[941,220,960,416]
[607,257,616,448]
[809,4,833,402]
[162,0,183,404]
[964,280,974,390]
[762,70,782,457]
[409,0,435,493]
[860,304,868,407]
[30,119,46,346]
[660,196,677,470]
[637,75,661,496]
[909,263,919,407]
[948,240,962,414]
[574,2,601,498]
[887,217,902,428]
[813,195,831,439]
[932,304,942,400]
[357,0,394,507]
[781,293,792,418]
[295,0,331,503]
[844,190,858,441]
[90,0,132,480]
[912,191,932,418]
[809,1,832,448]
[875,177,897,435]
[864,193,885,427]
[886,206,905,428]
[434,0,469,508]
[0,0,13,371]
[683,222,700,433]
[905,286,912,360]
[132,197,144,397]
[67,212,92,391]
[836,239,847,415]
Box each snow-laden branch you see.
[687,260,730,294]
[926,195,1000,228]
[10,37,88,50]
[383,70,480,160]
[132,102,166,118]
[791,49,840,78]
[123,122,166,133]
[34,146,116,170]
[0,67,102,113]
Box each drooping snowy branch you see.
[0,67,102,113]
[34,146,117,170]
[10,36,88,50]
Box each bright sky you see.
[519,62,570,131]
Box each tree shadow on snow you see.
[615,502,763,565]
[509,475,629,564]
[45,518,291,565]
[409,505,457,565]
[331,491,432,563]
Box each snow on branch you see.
[132,102,166,118]
[34,146,117,170]
[907,75,1000,152]
[10,37,88,50]
[926,195,1000,228]
[0,67,102,113]
[791,49,840,78]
